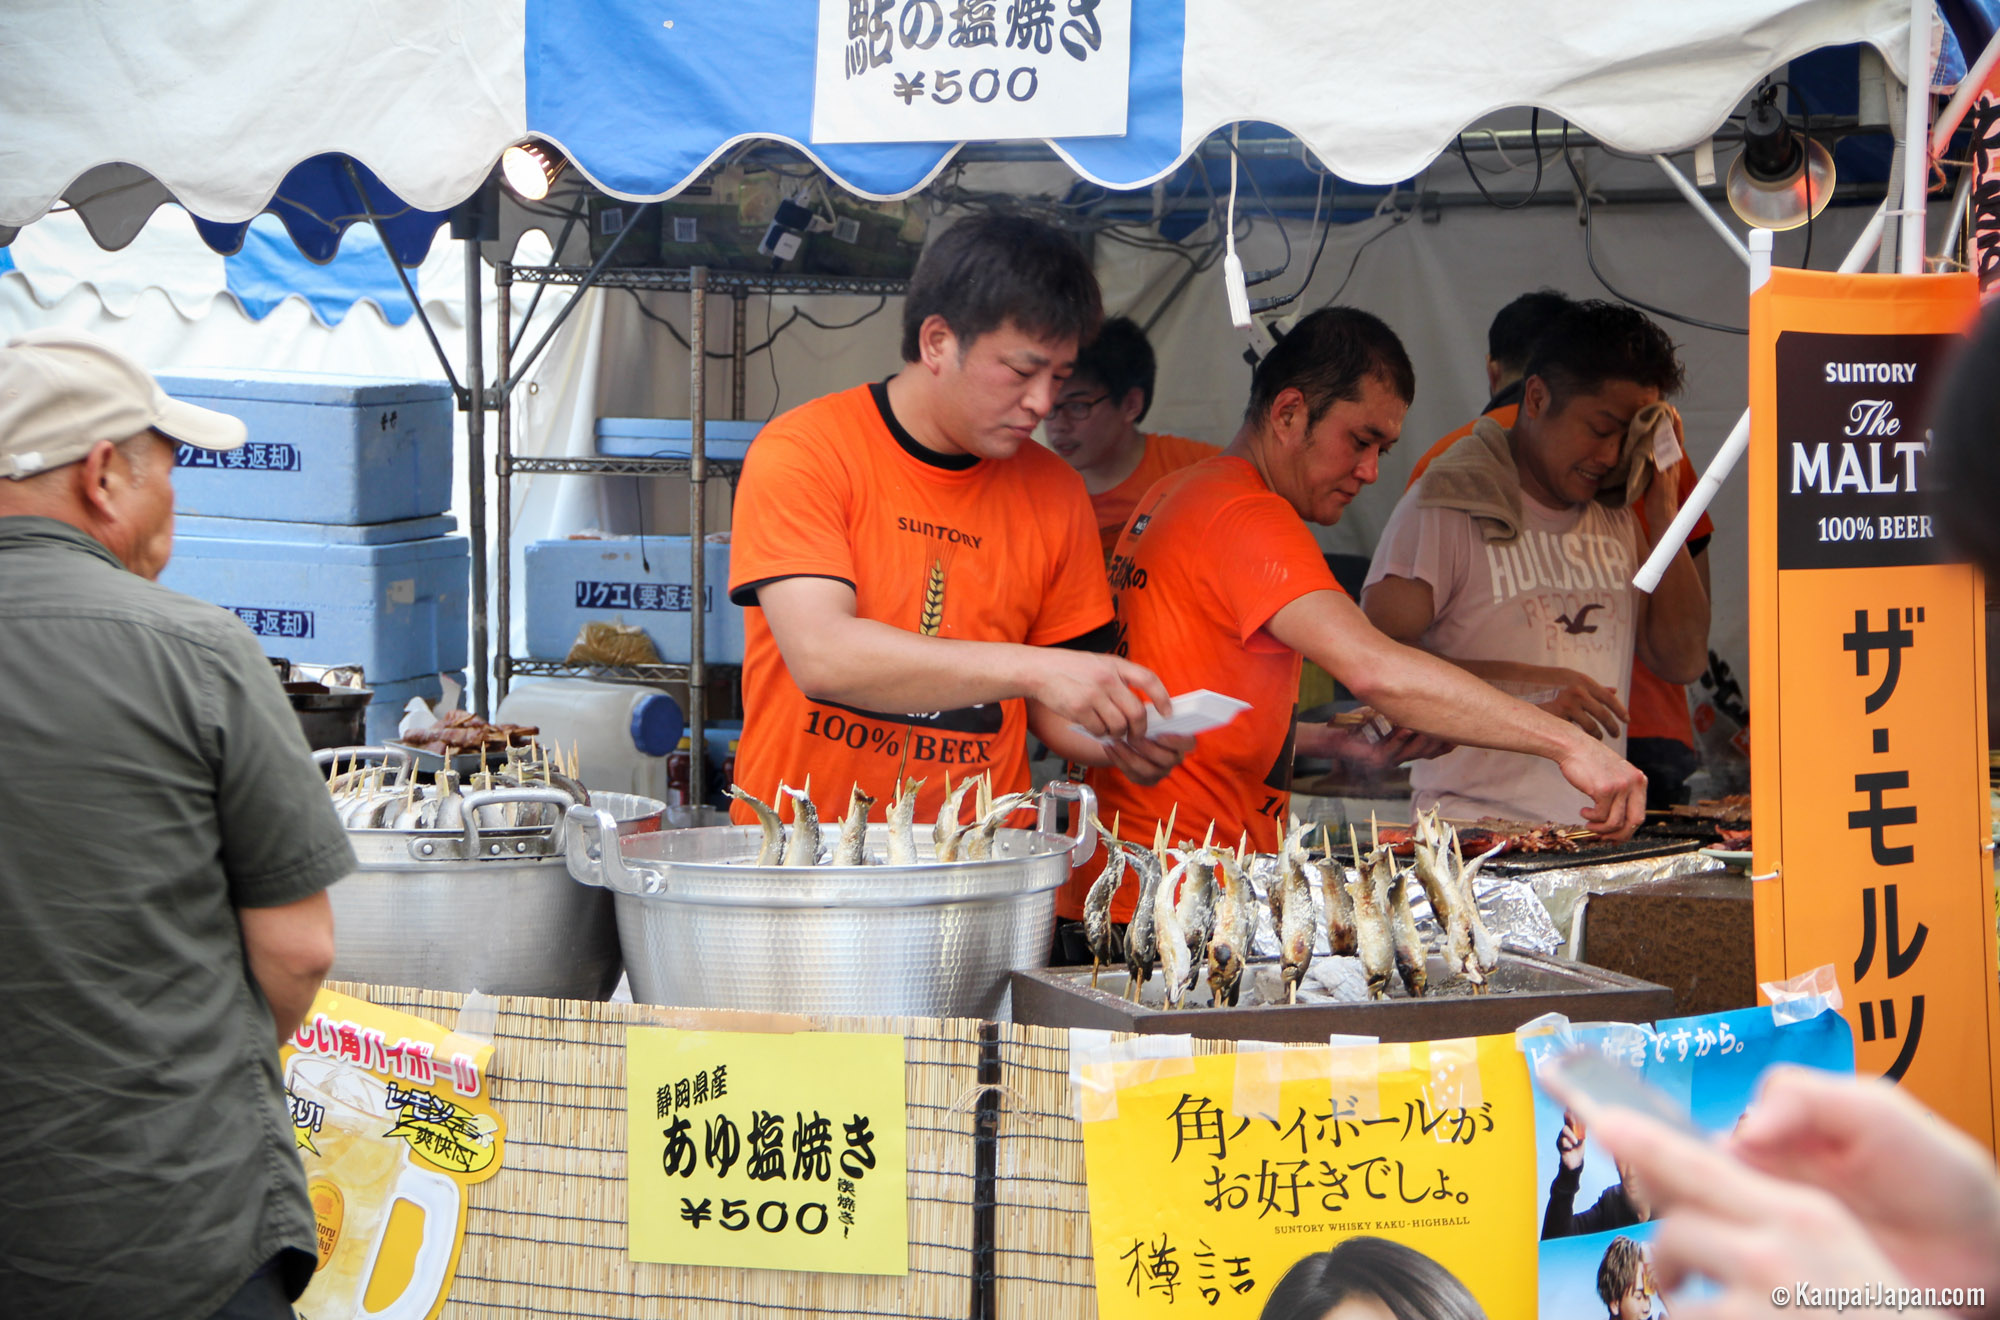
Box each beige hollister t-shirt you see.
[1366,486,1647,825]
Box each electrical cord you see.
[621,288,888,359]
[1562,128,1749,336]
[1456,107,1550,209]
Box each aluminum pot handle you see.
[564,804,658,896]
[458,787,578,855]
[1037,780,1099,868]
[312,744,413,787]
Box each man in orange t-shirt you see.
[1405,291,1715,808]
[729,216,1187,827]
[1043,316,1217,560]
[1054,308,1648,934]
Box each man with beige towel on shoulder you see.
[1362,300,1710,825]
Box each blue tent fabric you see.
[191,155,449,268]
[223,214,414,325]
[525,0,1185,200]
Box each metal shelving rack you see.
[491,261,907,806]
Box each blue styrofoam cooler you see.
[156,369,453,524]
[160,522,470,676]
[364,672,468,744]
[594,418,762,463]
[523,536,742,665]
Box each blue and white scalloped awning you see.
[0,0,1964,259]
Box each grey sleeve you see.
[206,626,356,908]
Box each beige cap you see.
[0,330,246,480]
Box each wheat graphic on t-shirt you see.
[919,557,946,636]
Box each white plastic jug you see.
[495,678,683,799]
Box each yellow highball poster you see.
[624,1027,910,1275]
[1079,1036,1536,1318]
[280,990,506,1320]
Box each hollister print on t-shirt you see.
[1367,487,1647,825]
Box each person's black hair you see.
[1259,1237,1487,1320]
[1069,315,1157,421]
[1245,306,1416,429]
[1596,1236,1644,1313]
[1928,300,2000,575]
[1521,299,1685,412]
[899,213,1102,363]
[1488,289,1577,374]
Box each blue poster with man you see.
[1520,994,1853,1318]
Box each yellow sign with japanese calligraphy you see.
[280,989,505,1320]
[624,1027,909,1274]
[1747,268,2000,1150]
[1078,1036,1536,1318]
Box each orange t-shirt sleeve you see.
[1028,469,1115,644]
[729,420,856,600]
[1211,495,1344,647]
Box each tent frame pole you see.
[465,237,490,717]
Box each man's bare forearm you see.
[779,613,1039,713]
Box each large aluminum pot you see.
[315,746,621,1000]
[565,781,1098,1019]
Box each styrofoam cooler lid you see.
[174,513,458,544]
[156,368,453,406]
[630,692,684,757]
[595,418,764,442]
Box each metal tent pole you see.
[495,261,514,707]
[689,267,709,809]
[464,239,490,717]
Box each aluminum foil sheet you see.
[1531,850,1727,956]
[1244,853,1565,962]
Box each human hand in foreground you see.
[1556,737,1646,840]
[1101,733,1196,787]
[1724,1066,2000,1309]
[1587,1100,1950,1320]
[1535,666,1630,740]
[1030,650,1171,741]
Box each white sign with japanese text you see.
[812,0,1131,145]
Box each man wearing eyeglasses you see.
[1044,316,1216,561]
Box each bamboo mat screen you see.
[991,1020,1097,1319]
[328,983,983,1320]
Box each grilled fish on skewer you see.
[886,777,923,866]
[833,785,876,865]
[1082,814,1128,989]
[1175,848,1218,997]
[1347,826,1395,1000]
[1153,855,1192,1009]
[1206,847,1256,1007]
[1451,829,1507,989]
[964,790,1035,862]
[1409,809,1469,971]
[728,786,788,866]
[1275,818,1317,1004]
[1121,828,1166,1001]
[780,781,821,866]
[1386,865,1428,998]
[1317,826,1358,956]
[932,774,978,862]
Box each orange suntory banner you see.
[1747,267,2000,1147]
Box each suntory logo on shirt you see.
[896,516,983,549]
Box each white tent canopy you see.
[1,0,1919,247]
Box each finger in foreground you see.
[1589,1109,1787,1226]
[1118,659,1172,711]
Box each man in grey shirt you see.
[0,331,356,1318]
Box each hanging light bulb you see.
[500,140,567,202]
[1725,90,1834,230]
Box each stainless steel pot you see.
[314,746,621,1000]
[564,781,1096,1019]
